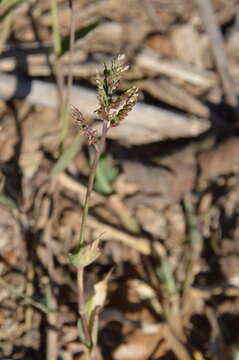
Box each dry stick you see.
[137,50,217,88]
[0,73,209,144]
[196,0,238,108]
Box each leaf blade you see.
[52,131,83,174]
[94,156,117,195]
[59,21,100,57]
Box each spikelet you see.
[94,55,138,126]
[71,105,98,145]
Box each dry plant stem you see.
[46,283,58,360]
[60,0,76,152]
[77,120,109,349]
[55,59,65,105]
[43,219,59,360]
[0,12,12,54]
[77,267,91,345]
[51,0,64,105]
[65,0,75,107]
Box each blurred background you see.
[0,0,239,359]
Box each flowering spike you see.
[95,55,139,127]
[110,86,139,126]
[71,105,98,145]
[72,55,138,142]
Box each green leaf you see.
[157,256,177,298]
[94,156,117,195]
[0,0,25,21]
[69,238,100,268]
[90,310,99,348]
[77,318,91,348]
[59,21,100,57]
[183,194,203,245]
[0,194,17,208]
[85,297,94,321]
[52,132,82,174]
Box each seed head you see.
[72,56,138,142]
[71,105,98,145]
[95,55,138,126]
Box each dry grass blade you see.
[0,277,52,314]
[51,132,83,174]
[196,0,238,108]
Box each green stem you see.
[78,120,108,246]
[76,120,108,357]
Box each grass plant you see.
[69,55,138,358]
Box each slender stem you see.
[77,120,108,357]
[51,0,61,57]
[79,120,108,246]
[60,0,76,153]
[65,0,75,107]
[51,0,65,128]
[77,267,91,344]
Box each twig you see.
[56,172,104,205]
[0,72,209,144]
[196,0,238,108]
[138,78,209,117]
[137,49,217,88]
[84,212,152,255]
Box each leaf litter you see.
[0,0,239,359]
